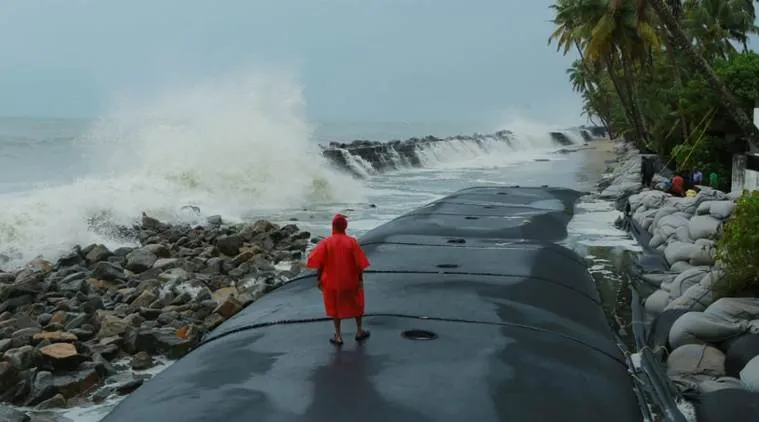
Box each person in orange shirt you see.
[307,214,371,346]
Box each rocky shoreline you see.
[600,140,759,419]
[0,213,310,421]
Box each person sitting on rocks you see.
[306,213,371,346]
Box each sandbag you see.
[741,354,759,392]
[674,225,693,243]
[727,191,743,201]
[666,196,700,215]
[696,188,729,202]
[669,261,696,274]
[649,234,665,249]
[692,377,746,394]
[627,192,645,212]
[695,389,759,422]
[667,344,726,377]
[659,274,675,292]
[645,289,671,316]
[627,191,651,212]
[647,308,690,352]
[667,284,714,312]
[675,191,726,216]
[709,200,736,220]
[641,272,676,288]
[700,268,723,289]
[671,374,745,395]
[723,334,759,378]
[653,206,679,228]
[632,207,650,229]
[642,190,669,208]
[669,298,759,349]
[600,181,640,199]
[697,201,714,215]
[670,267,710,299]
[629,190,668,211]
[690,238,715,266]
[688,215,722,240]
[640,209,657,231]
[664,241,701,266]
[655,213,691,242]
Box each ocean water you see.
[0,74,642,421]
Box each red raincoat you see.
[306,214,370,319]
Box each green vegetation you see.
[549,1,759,295]
[715,190,759,297]
[548,0,759,191]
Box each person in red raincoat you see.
[306,214,371,346]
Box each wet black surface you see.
[101,186,642,422]
[695,388,759,422]
[359,186,584,243]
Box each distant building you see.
[730,105,759,192]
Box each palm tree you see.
[683,0,758,59]
[550,0,656,145]
[658,0,690,142]
[647,0,759,150]
[549,0,634,136]
[567,60,615,135]
[583,0,659,145]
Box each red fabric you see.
[306,215,370,318]
[321,288,365,319]
[672,176,684,194]
[332,214,348,234]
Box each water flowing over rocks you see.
[320,129,588,177]
[0,213,309,414]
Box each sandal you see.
[329,335,344,346]
[355,330,371,342]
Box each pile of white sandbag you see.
[665,298,759,394]
[624,188,743,315]
[604,147,759,401]
[599,144,642,199]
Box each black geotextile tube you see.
[630,286,689,422]
[191,312,627,365]
[617,337,655,422]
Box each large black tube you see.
[100,186,643,422]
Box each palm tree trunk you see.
[606,53,644,145]
[662,45,689,142]
[649,0,759,151]
[662,0,689,142]
[574,42,615,135]
[619,52,650,145]
[599,115,615,138]
[666,0,681,21]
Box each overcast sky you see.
[0,0,585,127]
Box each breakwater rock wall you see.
[101,186,643,422]
[320,129,596,177]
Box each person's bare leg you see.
[332,318,343,342]
[355,316,370,341]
